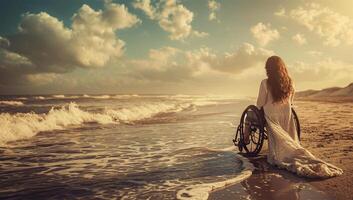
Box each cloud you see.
[292,33,307,45]
[60,43,273,95]
[134,0,207,40]
[0,48,34,84]
[201,43,273,74]
[307,50,322,57]
[250,22,280,46]
[288,58,353,89]
[133,0,156,19]
[124,43,273,82]
[208,0,221,21]
[25,73,60,85]
[274,8,286,17]
[285,3,353,46]
[0,2,140,85]
[126,47,194,81]
[0,36,10,48]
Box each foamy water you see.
[0,95,253,199]
[0,101,197,145]
[0,100,24,106]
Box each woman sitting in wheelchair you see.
[243,56,342,178]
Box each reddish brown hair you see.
[265,56,294,103]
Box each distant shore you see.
[296,96,353,103]
[295,82,353,103]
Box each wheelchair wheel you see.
[292,108,301,140]
[238,105,265,157]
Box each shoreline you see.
[176,150,254,200]
[208,155,333,200]
[208,100,353,200]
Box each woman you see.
[255,56,343,178]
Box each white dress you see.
[256,79,343,178]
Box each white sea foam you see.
[112,94,140,99]
[93,95,111,99]
[34,96,45,100]
[0,103,113,145]
[176,153,254,200]
[81,95,112,99]
[0,102,194,145]
[0,101,24,106]
[36,94,115,100]
[52,95,66,98]
[15,97,28,100]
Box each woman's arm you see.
[291,90,295,105]
[256,80,268,108]
[290,83,295,105]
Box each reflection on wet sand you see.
[208,156,332,200]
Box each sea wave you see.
[92,95,111,99]
[88,94,140,99]
[0,100,24,106]
[52,95,66,98]
[47,94,141,100]
[34,96,46,100]
[0,102,194,145]
[27,94,240,102]
[15,97,28,100]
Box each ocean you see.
[0,94,254,199]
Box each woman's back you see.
[256,79,297,141]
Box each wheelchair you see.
[232,105,301,157]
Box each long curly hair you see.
[265,56,294,103]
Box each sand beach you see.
[210,99,353,200]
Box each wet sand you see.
[209,100,353,200]
[209,156,332,200]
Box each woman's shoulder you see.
[261,78,268,86]
[259,79,269,92]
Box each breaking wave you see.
[52,95,66,98]
[0,100,24,106]
[31,94,141,100]
[34,96,46,100]
[0,102,194,145]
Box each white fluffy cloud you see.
[292,33,307,45]
[133,0,207,40]
[283,3,353,46]
[70,3,140,67]
[208,0,221,21]
[133,0,156,19]
[250,22,280,46]
[0,2,140,84]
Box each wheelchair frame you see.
[232,105,301,157]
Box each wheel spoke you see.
[236,105,266,156]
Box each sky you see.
[0,0,353,96]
